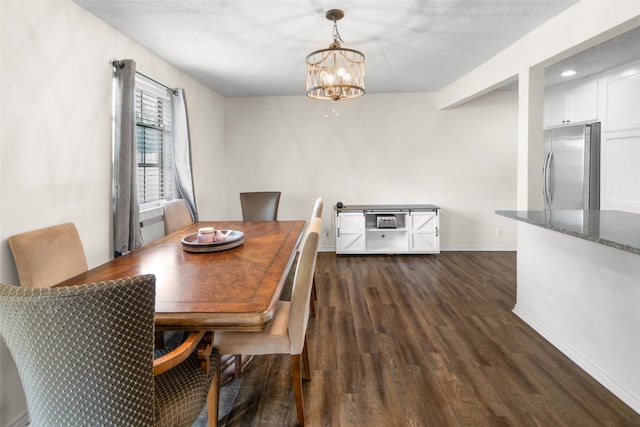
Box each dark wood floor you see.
[212,252,640,426]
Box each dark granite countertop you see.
[335,204,440,211]
[496,210,640,255]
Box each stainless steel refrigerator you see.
[543,122,601,210]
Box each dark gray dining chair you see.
[0,274,220,427]
[240,191,281,220]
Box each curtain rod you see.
[112,60,178,95]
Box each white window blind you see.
[135,76,174,206]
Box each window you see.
[135,76,174,207]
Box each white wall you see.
[0,1,225,425]
[514,222,640,413]
[225,92,519,251]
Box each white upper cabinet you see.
[544,81,598,128]
[599,61,640,213]
[600,64,640,131]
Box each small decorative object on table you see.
[197,227,215,243]
[182,230,245,253]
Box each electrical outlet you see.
[546,296,555,313]
[496,228,503,238]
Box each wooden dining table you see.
[57,220,306,332]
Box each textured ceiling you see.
[545,24,640,88]
[73,0,635,97]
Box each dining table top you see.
[57,220,306,332]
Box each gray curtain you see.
[171,89,198,221]
[113,59,142,256]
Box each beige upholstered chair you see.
[280,197,323,310]
[230,191,282,379]
[214,217,321,426]
[240,191,281,221]
[0,274,220,427]
[163,199,194,235]
[8,223,88,288]
[308,197,323,316]
[310,196,323,221]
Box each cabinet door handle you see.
[337,227,340,238]
[435,226,439,237]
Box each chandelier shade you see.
[306,9,365,101]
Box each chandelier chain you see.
[332,21,345,45]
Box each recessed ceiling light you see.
[561,69,577,77]
[620,69,639,78]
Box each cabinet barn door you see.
[409,211,440,253]
[335,212,365,254]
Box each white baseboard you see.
[319,245,516,253]
[513,305,640,415]
[441,245,516,251]
[8,411,29,427]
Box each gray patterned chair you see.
[0,274,220,427]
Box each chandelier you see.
[306,9,365,101]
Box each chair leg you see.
[309,292,316,318]
[154,331,165,349]
[207,359,220,427]
[312,275,317,300]
[291,354,305,426]
[301,336,311,380]
[234,354,242,378]
[310,276,317,318]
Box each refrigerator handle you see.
[543,152,549,206]
[543,151,553,207]
[546,151,554,207]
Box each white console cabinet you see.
[334,211,366,253]
[335,204,440,254]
